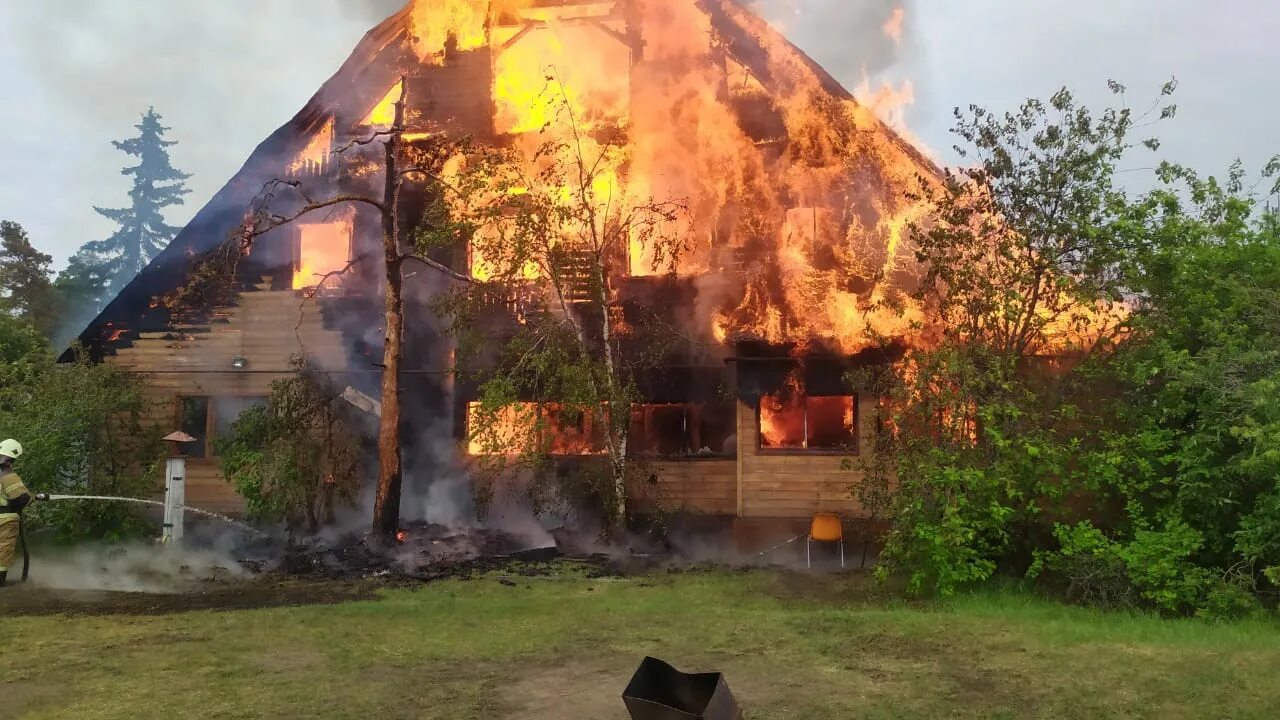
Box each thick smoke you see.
[753,0,913,80]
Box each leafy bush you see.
[215,359,364,533]
[0,319,161,541]
[866,82,1280,615]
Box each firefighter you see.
[0,438,32,587]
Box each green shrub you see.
[0,322,161,541]
[215,359,363,533]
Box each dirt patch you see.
[496,657,634,720]
[761,567,912,606]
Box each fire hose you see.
[19,510,29,582]
[33,493,266,537]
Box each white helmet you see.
[0,439,21,460]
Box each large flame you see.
[397,0,944,354]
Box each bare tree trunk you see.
[372,79,407,542]
[595,263,627,532]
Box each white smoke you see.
[753,0,914,80]
[27,542,250,594]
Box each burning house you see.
[62,0,941,539]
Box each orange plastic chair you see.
[807,512,845,569]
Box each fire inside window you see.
[630,403,737,457]
[287,118,334,176]
[466,402,606,456]
[294,213,354,291]
[759,394,856,451]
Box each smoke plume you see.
[753,0,913,79]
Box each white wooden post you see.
[163,456,185,543]
[161,431,196,543]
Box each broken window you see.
[630,402,737,457]
[543,404,607,455]
[287,118,334,176]
[759,394,855,451]
[362,84,402,127]
[466,402,538,456]
[177,396,210,458]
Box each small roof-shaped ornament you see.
[162,431,198,443]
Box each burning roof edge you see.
[708,0,942,180]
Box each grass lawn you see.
[5,565,1280,719]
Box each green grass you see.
[5,567,1280,719]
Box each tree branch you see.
[400,253,475,284]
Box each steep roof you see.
[63,0,941,362]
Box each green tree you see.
[0,318,161,541]
[0,220,61,338]
[1040,161,1280,615]
[429,91,687,534]
[66,107,191,311]
[870,82,1172,596]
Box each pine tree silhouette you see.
[78,108,191,305]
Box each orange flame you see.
[293,209,354,291]
[288,119,333,174]
[405,1,949,354]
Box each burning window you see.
[465,402,605,456]
[177,396,210,458]
[293,211,354,291]
[287,118,334,175]
[630,402,737,457]
[362,84,402,127]
[543,404,606,456]
[759,394,855,451]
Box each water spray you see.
[34,493,265,537]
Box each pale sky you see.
[1,1,1277,268]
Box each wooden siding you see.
[625,395,876,520]
[738,396,873,518]
[629,460,737,516]
[105,287,352,514]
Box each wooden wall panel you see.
[104,287,353,516]
[628,460,738,516]
[737,395,875,519]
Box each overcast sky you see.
[1,1,1277,268]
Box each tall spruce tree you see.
[73,107,190,307]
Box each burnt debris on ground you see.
[282,521,639,582]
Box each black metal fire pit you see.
[622,656,740,720]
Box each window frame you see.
[175,394,270,460]
[629,401,738,459]
[175,395,212,459]
[756,393,858,456]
